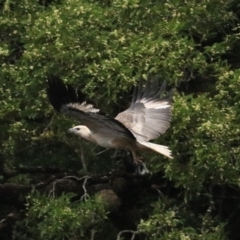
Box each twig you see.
[151,184,164,198]
[116,230,140,240]
[79,138,88,171]
[80,176,91,202]
[48,175,90,198]
[95,148,109,155]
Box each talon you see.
[133,156,144,165]
[133,159,150,175]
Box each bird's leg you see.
[131,151,150,175]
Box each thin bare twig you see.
[116,230,140,240]
[79,138,88,171]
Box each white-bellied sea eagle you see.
[47,75,173,170]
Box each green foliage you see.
[160,84,240,191]
[14,192,107,240]
[1,0,240,239]
[138,199,226,240]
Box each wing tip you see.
[47,75,82,112]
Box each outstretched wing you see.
[47,75,135,141]
[115,77,173,141]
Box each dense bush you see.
[0,0,240,239]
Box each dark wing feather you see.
[47,75,135,140]
[115,77,173,141]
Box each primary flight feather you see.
[47,75,173,167]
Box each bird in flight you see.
[47,75,173,172]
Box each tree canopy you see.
[0,0,240,239]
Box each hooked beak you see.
[68,128,81,138]
[68,128,74,133]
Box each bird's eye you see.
[76,127,80,131]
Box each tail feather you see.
[138,140,172,159]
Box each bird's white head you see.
[68,125,91,139]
